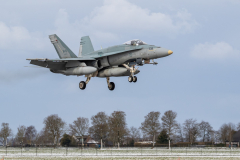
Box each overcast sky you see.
[0,0,240,134]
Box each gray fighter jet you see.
[27,34,173,91]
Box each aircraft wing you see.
[90,47,143,58]
[26,57,96,70]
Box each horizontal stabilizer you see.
[27,57,96,70]
[26,57,95,61]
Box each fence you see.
[0,147,240,157]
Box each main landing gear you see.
[79,76,91,90]
[107,77,115,91]
[127,65,137,83]
[122,64,138,83]
[79,76,115,91]
[128,76,137,83]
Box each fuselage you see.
[87,44,172,68]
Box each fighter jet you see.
[27,34,173,91]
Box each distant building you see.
[226,130,240,147]
[137,141,155,144]
[73,135,99,147]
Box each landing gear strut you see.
[79,76,91,90]
[107,77,115,91]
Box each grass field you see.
[1,157,240,160]
[0,147,240,159]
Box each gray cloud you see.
[53,0,199,44]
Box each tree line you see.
[0,110,239,147]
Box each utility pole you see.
[153,133,155,147]
[230,131,232,150]
[101,137,103,150]
[169,138,170,150]
[117,123,120,149]
[100,126,103,150]
[118,130,120,149]
[81,135,84,149]
[215,134,218,150]
[20,142,22,156]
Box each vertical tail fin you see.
[49,34,77,59]
[78,36,94,57]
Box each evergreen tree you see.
[157,129,169,144]
[129,139,134,147]
[60,134,71,146]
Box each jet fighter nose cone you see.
[168,50,173,55]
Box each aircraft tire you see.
[133,76,137,83]
[79,81,86,90]
[128,76,133,82]
[108,82,115,91]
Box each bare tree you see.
[16,125,26,144]
[129,126,141,142]
[69,117,89,147]
[0,136,3,145]
[218,123,229,143]
[237,122,240,131]
[108,111,128,148]
[35,129,52,146]
[25,125,37,145]
[142,133,149,141]
[34,132,40,146]
[8,135,15,146]
[183,119,199,144]
[0,123,12,146]
[199,121,213,142]
[228,123,236,148]
[218,123,236,145]
[176,123,184,142]
[35,130,44,146]
[140,111,161,147]
[89,112,108,149]
[209,130,216,144]
[161,110,178,139]
[43,114,66,146]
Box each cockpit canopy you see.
[123,39,147,45]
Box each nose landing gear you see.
[79,81,86,90]
[108,82,115,90]
[107,77,115,91]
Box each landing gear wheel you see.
[133,76,137,83]
[108,82,115,91]
[128,76,133,82]
[79,81,86,90]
